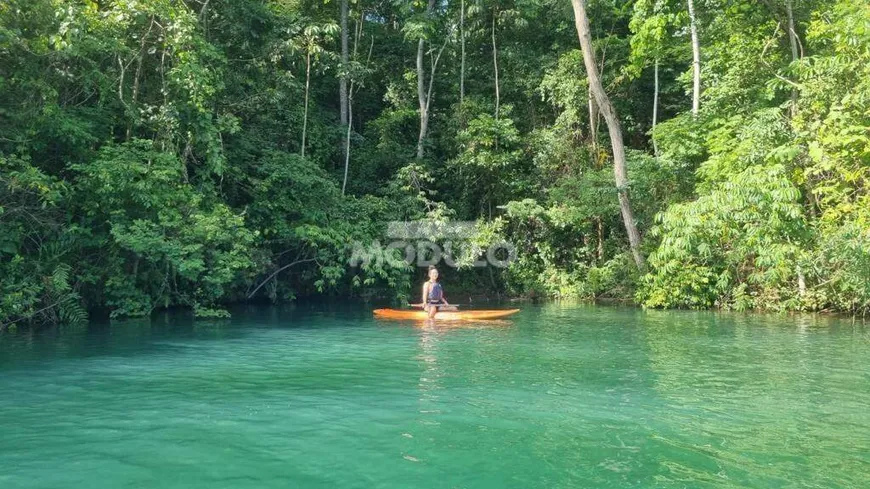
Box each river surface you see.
[0,304,868,488]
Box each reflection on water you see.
[0,304,868,489]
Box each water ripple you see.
[0,305,868,488]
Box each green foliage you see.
[2,0,869,327]
[641,164,808,310]
[0,155,85,328]
[627,0,682,77]
[0,259,86,329]
[71,140,256,317]
[461,199,609,300]
[793,0,870,314]
[637,0,870,315]
[449,106,528,214]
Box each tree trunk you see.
[570,0,646,271]
[416,35,428,159]
[652,57,659,156]
[460,0,466,104]
[416,0,437,159]
[344,14,371,196]
[343,97,352,195]
[492,11,500,120]
[786,0,799,61]
[127,52,143,141]
[340,0,349,127]
[597,216,604,261]
[687,0,701,117]
[588,88,599,165]
[797,265,806,297]
[786,0,799,117]
[127,19,154,141]
[301,52,311,157]
[787,0,805,296]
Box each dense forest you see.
[1,0,868,327]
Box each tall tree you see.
[460,0,466,104]
[492,7,501,119]
[687,0,701,116]
[652,58,659,155]
[486,3,523,120]
[292,23,338,157]
[414,0,445,159]
[627,0,677,155]
[785,0,801,118]
[570,0,646,270]
[340,0,349,128]
[343,9,373,195]
[785,0,799,62]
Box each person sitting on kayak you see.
[422,266,449,318]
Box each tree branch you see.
[247,258,318,299]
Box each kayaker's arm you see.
[422,282,429,309]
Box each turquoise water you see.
[1,304,868,488]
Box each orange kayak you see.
[373,308,520,321]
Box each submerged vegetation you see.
[1,0,868,326]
